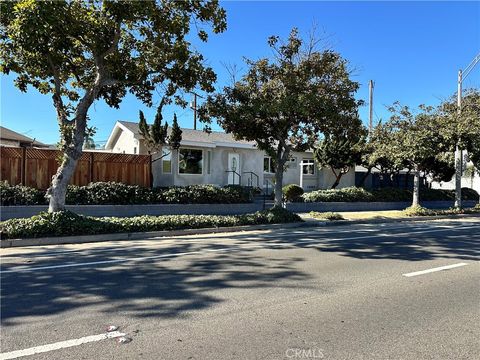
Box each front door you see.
[227,153,240,185]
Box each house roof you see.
[114,121,257,149]
[0,126,47,147]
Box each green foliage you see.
[301,186,479,203]
[403,205,480,217]
[309,211,344,221]
[1,182,253,205]
[139,107,183,152]
[0,182,46,206]
[200,27,362,206]
[0,208,302,239]
[302,187,375,202]
[282,184,304,202]
[314,119,367,188]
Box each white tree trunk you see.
[412,170,420,207]
[47,155,79,212]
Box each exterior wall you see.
[157,146,265,188]
[112,130,139,154]
[0,139,20,147]
[431,175,480,195]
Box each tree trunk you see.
[358,167,372,188]
[274,166,284,208]
[331,173,343,189]
[47,153,80,212]
[412,169,420,207]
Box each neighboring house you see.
[105,121,356,190]
[0,126,48,148]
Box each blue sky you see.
[1,1,479,146]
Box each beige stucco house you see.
[0,126,48,148]
[104,121,355,190]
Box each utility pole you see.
[368,80,374,135]
[190,92,204,130]
[454,53,480,209]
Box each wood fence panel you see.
[1,147,151,189]
[0,147,22,185]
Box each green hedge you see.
[0,182,253,206]
[0,208,302,239]
[300,187,479,203]
[282,184,304,202]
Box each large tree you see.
[314,119,367,189]
[0,0,226,211]
[200,28,362,207]
[385,103,449,207]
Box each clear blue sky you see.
[1,1,479,146]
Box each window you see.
[133,147,137,155]
[302,159,315,175]
[264,157,275,173]
[162,147,172,174]
[179,148,203,174]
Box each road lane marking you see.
[402,263,469,277]
[2,224,479,274]
[0,331,126,360]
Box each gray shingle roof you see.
[0,126,46,146]
[118,121,256,146]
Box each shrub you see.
[282,184,304,202]
[0,207,302,239]
[0,181,46,206]
[371,188,411,202]
[302,187,374,203]
[309,211,344,221]
[0,182,253,206]
[403,205,432,217]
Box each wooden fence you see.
[0,147,152,189]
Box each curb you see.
[1,213,479,248]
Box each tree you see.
[436,89,480,205]
[139,106,182,163]
[385,103,448,207]
[314,119,367,189]
[200,28,362,207]
[0,0,226,211]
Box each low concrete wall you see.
[287,200,478,213]
[1,200,477,220]
[0,203,262,220]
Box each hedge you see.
[300,187,479,203]
[0,207,302,239]
[0,182,253,206]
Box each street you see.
[1,219,479,360]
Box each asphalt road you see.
[1,218,479,360]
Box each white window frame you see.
[263,156,275,174]
[302,159,315,176]
[178,148,204,175]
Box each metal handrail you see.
[225,170,241,185]
[242,171,259,188]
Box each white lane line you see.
[2,224,479,274]
[402,263,469,277]
[0,331,125,360]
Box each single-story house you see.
[104,121,356,191]
[0,126,48,148]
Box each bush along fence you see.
[0,146,152,189]
[0,182,254,206]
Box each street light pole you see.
[454,53,480,209]
[454,70,462,208]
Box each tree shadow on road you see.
[1,240,310,326]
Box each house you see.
[0,126,48,148]
[105,121,356,190]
